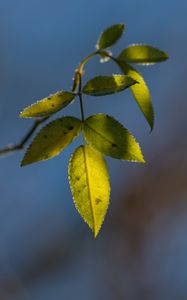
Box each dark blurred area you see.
[0,1,186,299]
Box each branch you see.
[0,117,49,157]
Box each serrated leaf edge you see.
[20,91,75,118]
[21,116,82,166]
[84,114,145,163]
[68,145,111,238]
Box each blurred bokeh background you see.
[0,1,186,299]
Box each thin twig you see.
[0,117,49,157]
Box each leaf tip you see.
[120,23,125,31]
[20,159,27,167]
[20,154,32,167]
[162,51,169,61]
[149,122,154,133]
[20,109,33,119]
[96,23,125,50]
[140,156,146,164]
[133,150,146,164]
[93,230,99,239]
[93,226,102,239]
[148,107,154,132]
[133,141,146,164]
[19,110,26,118]
[138,148,146,164]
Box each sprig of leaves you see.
[1,23,168,237]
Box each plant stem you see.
[78,73,85,123]
[98,50,118,63]
[72,51,100,93]
[0,50,101,157]
[77,72,86,145]
[78,51,99,74]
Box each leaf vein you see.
[83,147,96,234]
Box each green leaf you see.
[96,24,125,50]
[116,60,154,130]
[118,44,168,65]
[68,145,110,238]
[82,75,137,96]
[21,117,81,166]
[84,114,145,162]
[20,91,75,118]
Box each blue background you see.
[0,1,187,299]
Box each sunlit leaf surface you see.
[21,117,81,166]
[118,44,168,65]
[96,23,125,50]
[116,60,154,130]
[68,145,110,238]
[84,114,145,162]
[20,91,75,118]
[82,75,137,96]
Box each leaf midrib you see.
[85,122,115,146]
[85,123,140,161]
[83,146,96,235]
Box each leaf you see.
[21,117,81,166]
[96,23,125,50]
[68,145,110,238]
[82,75,137,96]
[84,114,145,162]
[20,91,75,118]
[116,60,154,130]
[118,44,168,65]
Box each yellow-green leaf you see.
[118,44,168,65]
[82,75,137,96]
[116,60,154,130]
[84,114,145,162]
[96,24,125,50]
[68,145,110,238]
[21,117,81,166]
[20,91,75,118]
